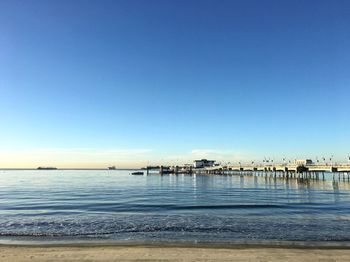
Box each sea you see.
[0,169,350,245]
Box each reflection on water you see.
[0,170,350,243]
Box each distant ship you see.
[37,167,57,170]
[108,166,116,170]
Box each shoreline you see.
[1,244,350,262]
[2,240,350,249]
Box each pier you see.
[145,162,350,183]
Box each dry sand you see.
[0,245,350,262]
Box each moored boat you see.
[131,171,144,175]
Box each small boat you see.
[108,166,116,170]
[131,171,144,175]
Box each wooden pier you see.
[145,163,350,182]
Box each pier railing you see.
[144,163,350,183]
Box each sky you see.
[0,0,349,168]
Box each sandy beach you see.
[0,245,350,262]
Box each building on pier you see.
[294,159,313,166]
[194,159,215,168]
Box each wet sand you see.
[0,245,350,261]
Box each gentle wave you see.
[3,203,349,213]
[0,203,286,211]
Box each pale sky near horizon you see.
[1,0,349,168]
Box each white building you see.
[194,159,215,168]
[294,159,313,166]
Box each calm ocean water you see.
[0,170,350,245]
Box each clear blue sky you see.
[0,0,349,167]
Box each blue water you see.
[1,170,350,244]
